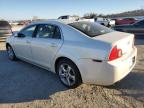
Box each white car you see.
[107,18,116,27]
[58,15,79,21]
[6,20,137,88]
[94,17,109,26]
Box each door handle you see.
[50,43,57,47]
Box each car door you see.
[31,24,63,68]
[13,25,37,61]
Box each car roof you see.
[30,19,76,25]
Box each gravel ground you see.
[0,39,144,108]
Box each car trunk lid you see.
[93,31,134,59]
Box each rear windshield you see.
[69,21,113,37]
[0,21,10,27]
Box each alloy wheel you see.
[7,46,15,60]
[58,63,76,86]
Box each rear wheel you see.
[56,59,82,88]
[7,45,17,61]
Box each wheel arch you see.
[6,43,17,56]
[54,56,83,82]
[6,43,11,49]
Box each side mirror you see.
[16,33,25,38]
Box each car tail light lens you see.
[109,45,122,61]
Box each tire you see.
[6,45,17,61]
[56,59,82,88]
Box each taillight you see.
[109,45,122,61]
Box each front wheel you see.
[7,45,17,61]
[57,59,82,88]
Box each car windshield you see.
[69,21,113,37]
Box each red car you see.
[116,18,137,25]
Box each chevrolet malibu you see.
[6,20,137,88]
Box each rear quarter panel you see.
[50,22,111,72]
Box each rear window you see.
[69,21,113,37]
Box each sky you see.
[0,0,144,20]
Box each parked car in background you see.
[0,20,12,41]
[116,18,138,25]
[58,15,79,21]
[94,17,109,26]
[107,18,116,27]
[9,21,19,26]
[6,20,137,88]
[18,20,31,25]
[94,17,115,27]
[78,18,95,22]
[79,17,115,27]
[114,19,144,38]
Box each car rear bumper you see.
[77,47,137,85]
